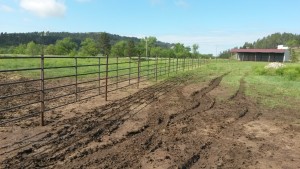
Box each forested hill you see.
[241,32,300,49]
[0,32,172,48]
[219,32,300,60]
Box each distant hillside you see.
[0,32,172,48]
[241,32,300,49]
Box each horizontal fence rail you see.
[0,55,218,125]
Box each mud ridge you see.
[180,153,201,169]
[1,77,185,168]
[168,73,229,125]
[2,72,280,169]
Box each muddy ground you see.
[1,73,300,169]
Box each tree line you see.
[0,32,213,58]
[241,32,300,49]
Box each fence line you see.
[0,55,216,125]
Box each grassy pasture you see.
[1,55,299,109]
[166,61,300,109]
[0,56,190,80]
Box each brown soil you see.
[1,73,300,169]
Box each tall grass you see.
[170,61,300,109]
[1,57,299,109]
[254,64,300,80]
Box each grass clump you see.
[254,63,300,81]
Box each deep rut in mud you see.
[1,77,185,168]
[1,73,260,169]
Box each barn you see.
[231,48,290,62]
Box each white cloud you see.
[19,0,66,18]
[0,4,14,12]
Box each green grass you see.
[163,61,300,109]
[254,64,300,80]
[1,55,299,109]
[0,56,205,82]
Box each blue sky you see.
[0,0,300,54]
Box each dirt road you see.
[1,73,300,169]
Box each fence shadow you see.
[1,77,186,168]
[0,55,215,125]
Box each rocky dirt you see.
[1,73,300,169]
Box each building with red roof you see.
[230,47,290,62]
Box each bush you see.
[275,67,285,76]
[254,64,300,81]
[254,67,268,75]
[283,68,299,80]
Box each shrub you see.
[283,68,299,80]
[254,64,300,81]
[254,67,268,75]
[275,67,285,76]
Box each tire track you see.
[1,77,186,169]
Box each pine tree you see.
[99,32,111,56]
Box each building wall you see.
[284,50,290,62]
[237,53,284,62]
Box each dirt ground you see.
[1,73,300,169]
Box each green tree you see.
[14,44,26,54]
[136,40,145,57]
[286,39,300,48]
[173,43,190,58]
[192,44,199,57]
[146,36,157,57]
[242,42,254,49]
[125,40,136,57]
[151,46,163,57]
[161,48,174,58]
[290,49,299,63]
[26,41,40,56]
[99,32,111,56]
[45,44,56,55]
[79,38,99,56]
[55,37,77,55]
[111,40,127,57]
[0,47,7,54]
[219,50,231,59]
